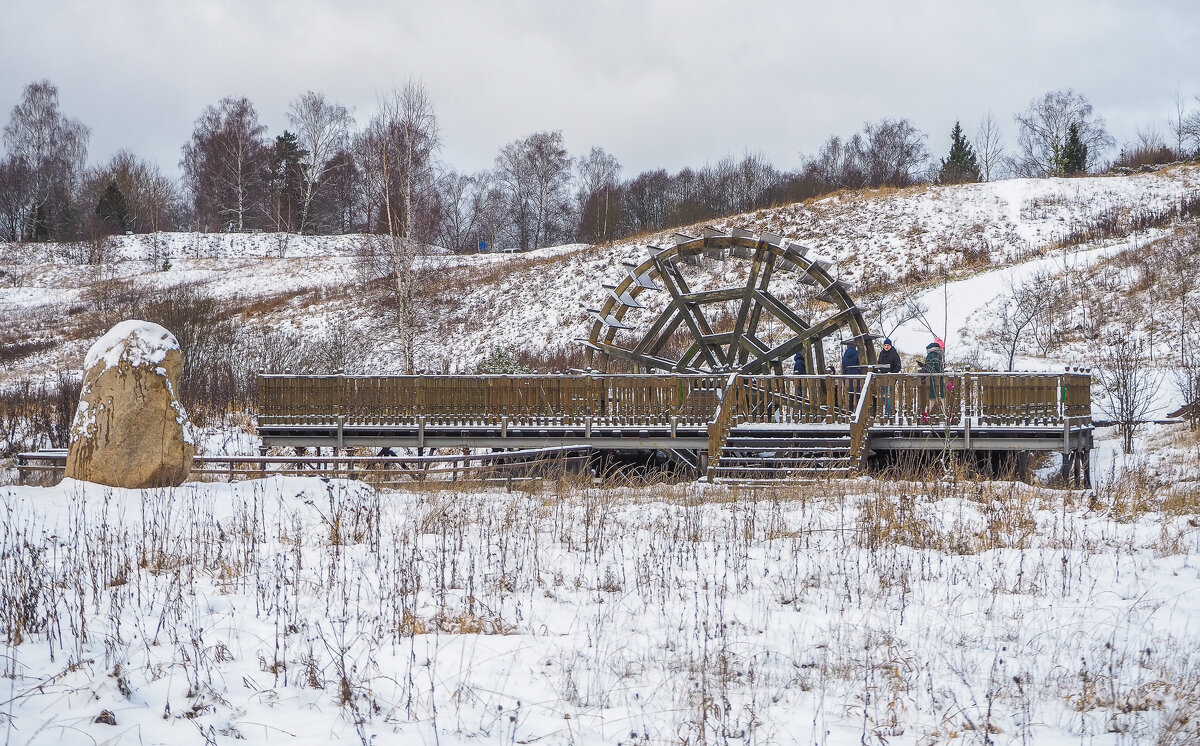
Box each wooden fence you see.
[259,374,727,427]
[705,371,1092,474]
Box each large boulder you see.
[66,320,196,488]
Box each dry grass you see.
[3,468,1200,742]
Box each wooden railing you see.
[17,447,588,486]
[707,371,1092,474]
[261,372,1091,429]
[848,373,877,468]
[719,372,1091,428]
[851,372,1093,428]
[258,374,727,427]
[722,374,865,425]
[705,373,741,478]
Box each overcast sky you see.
[3,0,1198,181]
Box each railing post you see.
[848,372,874,472]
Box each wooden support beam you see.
[645,312,687,357]
[654,256,724,369]
[737,308,856,373]
[729,242,771,368]
[592,341,683,372]
[739,251,779,365]
[677,288,744,304]
[755,290,813,335]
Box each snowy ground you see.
[3,448,1199,745]
[4,169,1200,743]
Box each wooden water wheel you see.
[582,228,877,374]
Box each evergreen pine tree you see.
[1059,122,1088,176]
[95,180,130,234]
[938,121,981,184]
[269,131,307,231]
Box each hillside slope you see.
[2,167,1198,384]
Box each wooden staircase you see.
[707,425,855,482]
[704,372,876,484]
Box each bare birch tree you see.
[1169,86,1190,159]
[288,91,354,234]
[1173,319,1200,430]
[494,130,573,249]
[1183,96,1200,157]
[981,272,1055,371]
[973,111,1005,182]
[2,80,90,241]
[437,169,487,253]
[575,146,620,243]
[181,97,269,231]
[356,80,440,373]
[1012,89,1114,177]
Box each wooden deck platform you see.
[257,372,1095,484]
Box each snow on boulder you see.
[66,320,196,488]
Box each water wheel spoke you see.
[654,256,726,369]
[754,290,812,335]
[634,303,681,355]
[593,341,682,372]
[728,244,770,369]
[646,312,686,357]
[736,308,857,373]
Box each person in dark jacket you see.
[921,338,946,417]
[840,340,861,407]
[792,351,806,375]
[878,338,902,373]
[840,340,860,375]
[876,338,902,418]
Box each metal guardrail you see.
[16,446,591,486]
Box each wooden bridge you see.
[258,371,1095,484]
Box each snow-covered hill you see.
[2,166,1198,390]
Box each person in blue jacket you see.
[840,340,860,375]
[840,340,861,406]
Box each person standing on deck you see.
[878,338,902,418]
[879,338,902,373]
[841,340,861,407]
[793,350,807,375]
[920,338,946,418]
[840,340,860,375]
